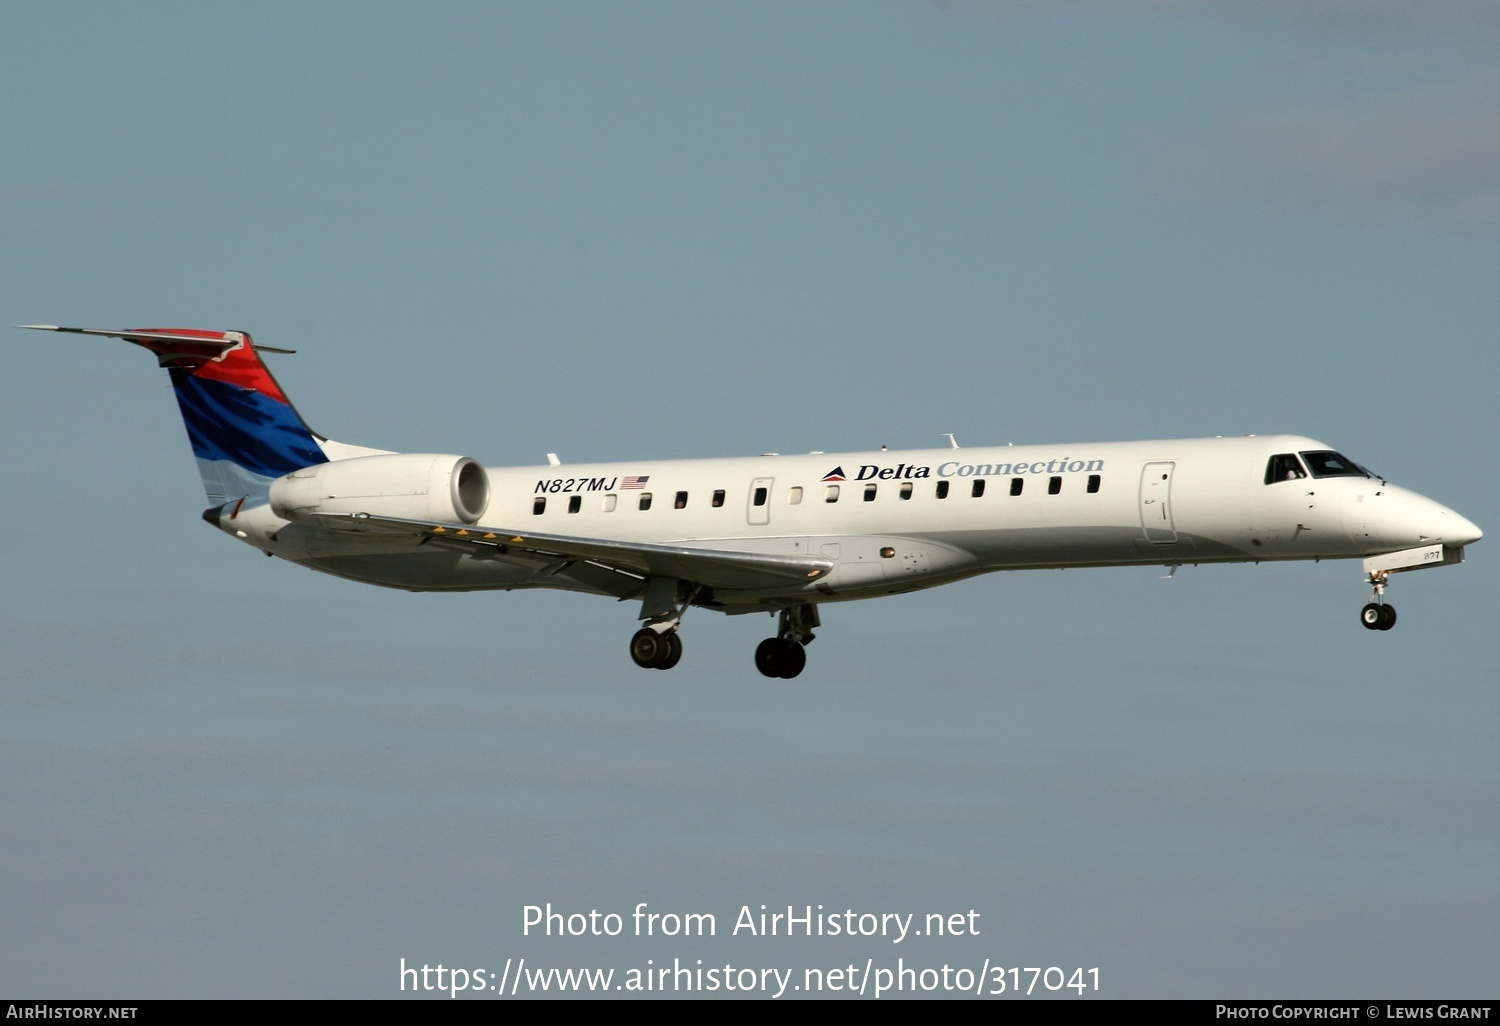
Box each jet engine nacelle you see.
[269,453,489,525]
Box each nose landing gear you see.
[1360,570,1397,631]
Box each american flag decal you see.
[622,475,650,489]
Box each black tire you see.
[1378,604,1397,631]
[1360,603,1384,630]
[777,640,807,679]
[630,628,664,668]
[656,632,683,669]
[754,638,783,678]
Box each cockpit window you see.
[1265,453,1307,484]
[1300,451,1369,479]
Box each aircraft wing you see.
[309,511,833,592]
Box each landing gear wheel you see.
[755,638,784,678]
[777,640,806,679]
[630,628,666,668]
[631,628,664,667]
[755,638,806,679]
[1361,603,1397,631]
[630,628,683,669]
[656,631,683,669]
[1378,604,1397,631]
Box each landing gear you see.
[754,603,819,679]
[629,577,699,670]
[755,637,806,678]
[630,627,683,669]
[1360,570,1397,631]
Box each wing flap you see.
[310,511,833,591]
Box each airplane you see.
[21,324,1484,679]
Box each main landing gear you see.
[1360,570,1397,631]
[755,604,819,680]
[629,576,696,670]
[630,627,683,669]
[755,637,806,679]
[624,587,822,678]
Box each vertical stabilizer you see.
[20,325,328,508]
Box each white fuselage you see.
[227,434,1480,613]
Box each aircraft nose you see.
[1359,486,1484,549]
[1410,491,1482,547]
[1442,509,1483,547]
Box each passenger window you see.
[753,487,768,507]
[826,485,840,503]
[864,484,877,501]
[639,492,652,510]
[603,494,618,512]
[568,495,581,513]
[712,489,725,508]
[936,481,949,499]
[674,491,688,509]
[533,496,546,515]
[1265,454,1307,484]
[971,480,985,498]
[787,486,803,505]
[899,482,912,500]
[1086,475,1100,494]
[1010,478,1023,496]
[1048,476,1062,495]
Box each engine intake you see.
[270,454,489,525]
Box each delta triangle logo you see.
[821,466,846,482]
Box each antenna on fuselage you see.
[941,433,959,449]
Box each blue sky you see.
[2,1,1496,998]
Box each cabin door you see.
[1138,462,1177,543]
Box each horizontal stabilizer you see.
[19,324,296,354]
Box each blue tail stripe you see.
[170,370,327,480]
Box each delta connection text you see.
[522,902,980,943]
[865,457,1105,480]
